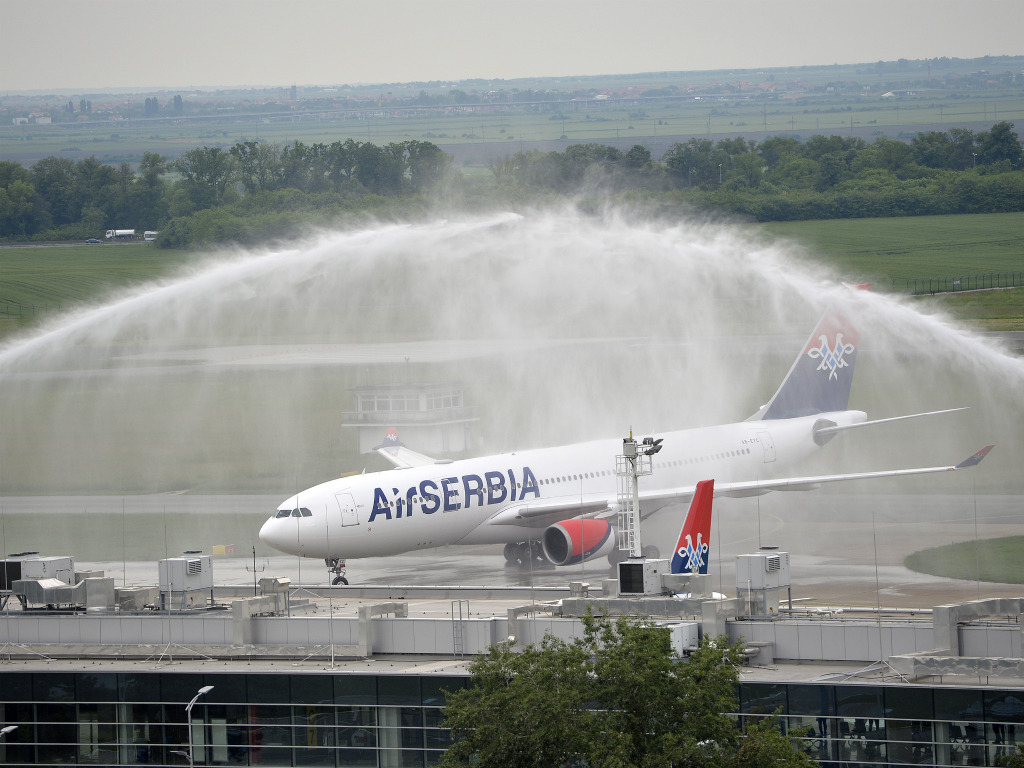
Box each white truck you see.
[105,229,136,240]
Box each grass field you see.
[906,537,1024,584]
[760,213,1024,329]
[0,242,195,334]
[3,212,1024,340]
[761,212,1024,285]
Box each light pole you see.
[181,686,213,767]
[0,726,16,758]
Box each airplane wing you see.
[645,444,995,503]
[483,445,994,529]
[485,496,613,527]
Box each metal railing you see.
[901,271,1024,295]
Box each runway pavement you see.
[3,492,1022,609]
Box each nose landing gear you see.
[326,558,348,585]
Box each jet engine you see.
[542,518,616,566]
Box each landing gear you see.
[503,540,547,568]
[503,542,519,564]
[607,548,627,567]
[326,558,348,586]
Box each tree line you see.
[0,123,1020,246]
[0,138,454,245]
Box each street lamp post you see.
[180,686,213,767]
[0,726,16,759]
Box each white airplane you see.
[259,306,993,584]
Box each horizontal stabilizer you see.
[813,407,968,438]
[374,427,438,469]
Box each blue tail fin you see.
[753,307,858,420]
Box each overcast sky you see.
[2,0,1022,93]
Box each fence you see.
[901,271,1024,295]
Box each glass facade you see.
[0,671,465,767]
[4,670,1024,766]
[739,681,1024,767]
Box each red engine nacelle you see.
[542,518,616,566]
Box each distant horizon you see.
[3,53,1022,99]
[2,0,1023,93]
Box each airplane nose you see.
[259,517,292,554]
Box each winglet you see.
[954,444,995,470]
[670,479,715,575]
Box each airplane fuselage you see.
[258,410,866,560]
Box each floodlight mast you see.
[615,431,661,558]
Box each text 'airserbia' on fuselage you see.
[258,306,993,576]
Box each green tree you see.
[404,140,451,193]
[231,140,281,194]
[0,178,36,238]
[998,744,1024,767]
[439,615,808,768]
[978,122,1023,169]
[439,634,593,768]
[133,152,169,228]
[174,146,235,210]
[29,156,77,227]
[912,130,955,169]
[735,715,818,768]
[757,136,801,169]
[625,144,652,169]
[663,138,718,188]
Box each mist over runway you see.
[0,208,1022,602]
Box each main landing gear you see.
[326,558,348,585]
[503,540,547,568]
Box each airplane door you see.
[335,493,359,527]
[756,431,777,463]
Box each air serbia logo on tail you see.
[804,309,859,381]
[808,332,856,380]
[671,479,715,575]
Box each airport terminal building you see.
[3,553,1024,767]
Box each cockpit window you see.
[275,507,313,518]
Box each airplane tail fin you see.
[751,306,859,421]
[670,479,714,575]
